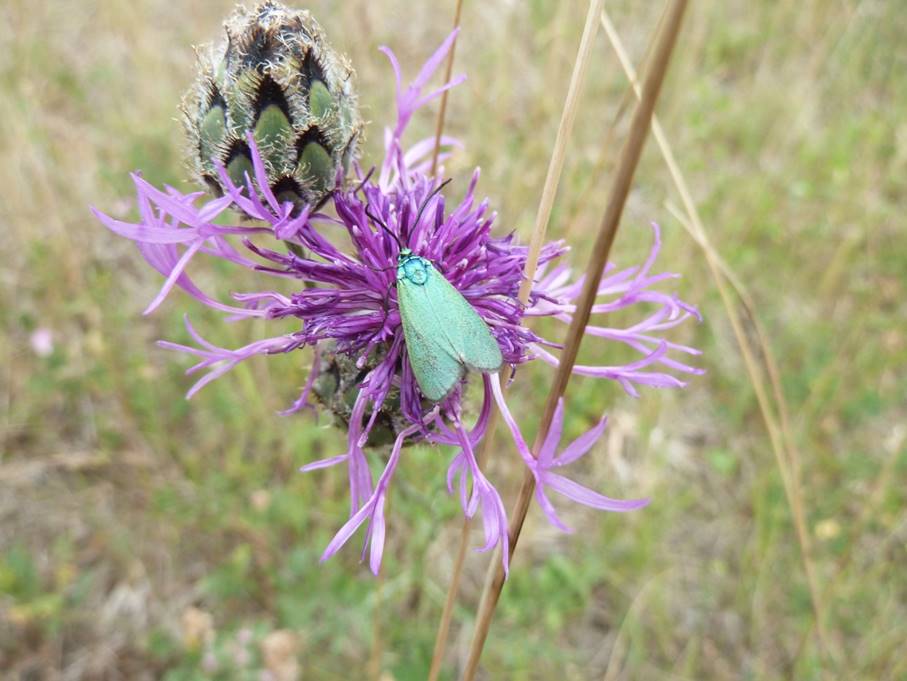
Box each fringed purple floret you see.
[94,32,701,575]
[491,374,649,533]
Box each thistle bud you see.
[312,342,409,449]
[182,1,363,209]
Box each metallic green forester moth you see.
[396,249,503,401]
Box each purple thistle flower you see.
[93,32,702,574]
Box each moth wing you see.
[398,277,466,401]
[429,273,504,372]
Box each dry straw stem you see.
[461,1,689,678]
[369,495,389,680]
[429,0,465,178]
[427,1,605,678]
[561,6,665,243]
[598,9,833,663]
[423,4,464,679]
[514,0,607,303]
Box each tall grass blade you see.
[461,2,689,677]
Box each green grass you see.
[2,0,905,679]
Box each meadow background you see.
[1,0,905,679]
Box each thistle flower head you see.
[94,28,703,575]
[183,0,362,208]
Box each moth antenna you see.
[364,178,452,252]
[353,166,376,194]
[408,178,453,240]
[364,262,396,273]
[365,205,404,250]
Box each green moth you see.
[396,249,503,401]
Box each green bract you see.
[182,1,362,209]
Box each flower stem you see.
[460,1,689,678]
[429,0,465,178]
[428,1,603,676]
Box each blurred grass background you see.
[1,0,905,679]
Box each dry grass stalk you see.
[429,0,465,178]
[514,0,607,302]
[369,495,388,680]
[426,1,605,677]
[427,511,474,681]
[598,9,832,663]
[461,2,689,678]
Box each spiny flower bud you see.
[311,342,407,449]
[182,1,363,209]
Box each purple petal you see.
[543,472,649,512]
[534,486,573,533]
[538,398,565,467]
[412,28,460,91]
[300,454,348,472]
[413,75,467,110]
[555,415,608,467]
[378,46,402,91]
[143,239,205,315]
[369,494,387,575]
[489,373,535,466]
[91,208,198,244]
[245,132,281,213]
[132,174,203,226]
[319,500,375,563]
